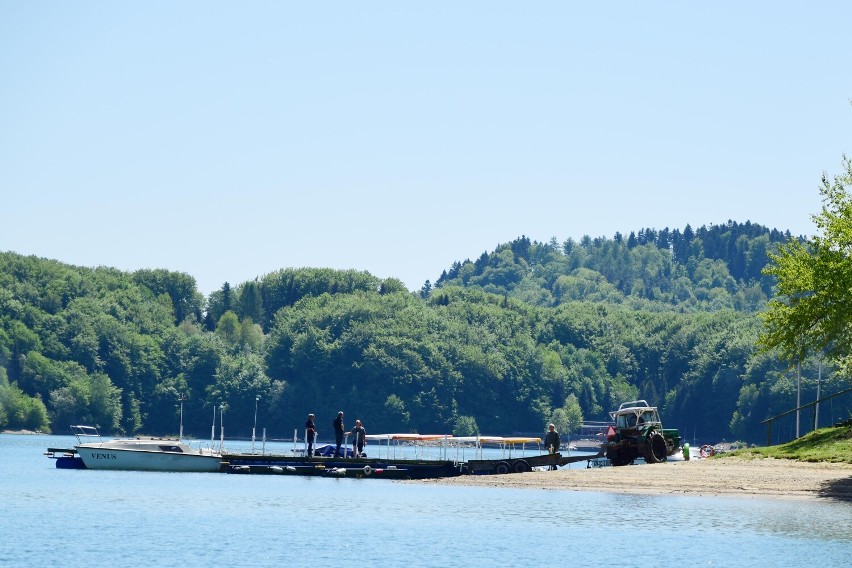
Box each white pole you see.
[796,362,801,438]
[211,405,216,448]
[219,404,225,452]
[815,358,822,430]
[252,395,260,453]
[262,427,267,455]
[179,397,184,442]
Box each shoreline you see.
[411,457,852,502]
[12,429,852,501]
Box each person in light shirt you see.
[350,419,367,458]
[544,423,560,470]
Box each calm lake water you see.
[2,434,851,567]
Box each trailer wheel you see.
[494,461,510,475]
[644,432,667,464]
[607,448,629,467]
[512,460,530,473]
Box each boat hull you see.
[55,456,86,469]
[76,446,222,472]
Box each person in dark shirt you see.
[350,419,366,458]
[305,413,316,457]
[544,423,560,470]
[333,411,344,457]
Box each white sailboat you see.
[73,402,223,472]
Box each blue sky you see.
[2,3,851,296]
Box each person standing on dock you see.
[544,423,560,470]
[351,419,366,458]
[305,413,316,457]
[333,411,345,457]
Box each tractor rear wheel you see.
[644,432,667,464]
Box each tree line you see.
[1,218,848,444]
[434,221,795,312]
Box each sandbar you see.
[412,457,852,502]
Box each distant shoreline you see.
[412,457,852,502]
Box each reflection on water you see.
[2,434,851,567]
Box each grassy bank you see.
[726,423,852,464]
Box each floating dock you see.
[46,432,605,479]
[222,454,464,479]
[220,450,603,478]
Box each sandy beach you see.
[413,457,852,502]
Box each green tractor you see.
[604,400,682,467]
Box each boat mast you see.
[178,395,185,442]
[210,404,216,448]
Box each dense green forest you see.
[2,221,849,444]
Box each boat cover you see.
[312,444,360,458]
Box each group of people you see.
[304,411,367,458]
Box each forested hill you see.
[2,221,846,446]
[433,221,794,312]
